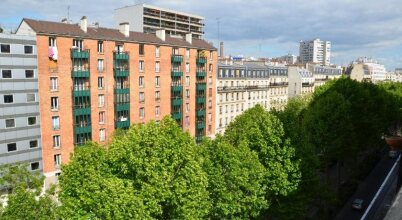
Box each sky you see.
[1,0,401,70]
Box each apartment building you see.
[306,63,342,88]
[216,62,288,134]
[114,4,204,39]
[0,33,43,171]
[288,66,314,98]
[16,17,216,184]
[299,39,331,66]
[348,57,387,83]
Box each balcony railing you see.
[269,82,289,87]
[302,82,315,87]
[172,111,182,120]
[171,71,183,77]
[196,57,207,64]
[171,55,183,63]
[172,97,183,106]
[116,120,130,129]
[71,49,89,59]
[113,51,129,60]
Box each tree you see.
[59,117,210,219]
[199,137,268,219]
[0,164,57,220]
[224,105,301,199]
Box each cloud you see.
[0,0,401,69]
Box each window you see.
[53,135,61,148]
[185,76,190,86]
[208,77,212,85]
[139,92,145,103]
[99,111,105,124]
[186,63,190,73]
[186,89,190,98]
[209,64,213,72]
[50,77,58,91]
[49,37,56,47]
[54,154,61,167]
[4,95,13,103]
[25,70,34,78]
[155,76,160,87]
[186,49,190,58]
[7,143,17,152]
[155,91,160,101]
[98,59,104,72]
[24,45,33,54]
[155,46,160,57]
[5,119,15,128]
[51,97,59,110]
[139,107,145,119]
[98,95,105,107]
[155,106,160,117]
[29,140,38,148]
[2,70,11,78]
[98,77,104,89]
[28,116,37,125]
[26,94,36,102]
[186,103,190,112]
[30,162,39,171]
[173,48,179,55]
[99,129,106,141]
[208,113,212,123]
[139,44,145,55]
[155,61,160,72]
[73,39,83,50]
[209,51,213,60]
[139,61,144,72]
[98,41,104,53]
[1,44,10,53]
[139,76,144,87]
[52,116,60,130]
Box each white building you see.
[114,4,204,39]
[288,66,314,98]
[299,39,331,66]
[307,63,342,88]
[349,58,387,83]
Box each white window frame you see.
[53,135,61,148]
[52,116,60,130]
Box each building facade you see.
[216,62,288,134]
[348,58,387,83]
[299,39,331,66]
[306,63,342,88]
[16,17,216,184]
[0,33,43,172]
[114,4,204,39]
[288,66,314,98]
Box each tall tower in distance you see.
[219,42,224,58]
[299,39,331,66]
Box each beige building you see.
[348,58,387,83]
[307,63,342,88]
[288,66,314,98]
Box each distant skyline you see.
[1,0,401,69]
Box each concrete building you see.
[114,4,204,39]
[348,57,387,83]
[299,39,331,66]
[307,63,342,88]
[271,53,297,65]
[288,66,314,98]
[216,62,288,134]
[0,33,43,172]
[16,17,216,185]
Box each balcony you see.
[74,124,92,134]
[195,136,203,143]
[115,88,130,94]
[269,82,289,88]
[302,82,314,87]
[171,71,183,77]
[116,120,130,129]
[71,49,89,59]
[196,57,207,64]
[73,89,90,97]
[172,111,182,120]
[116,103,130,112]
[113,52,129,60]
[171,85,183,93]
[197,121,205,129]
[72,70,90,78]
[197,109,206,117]
[197,96,205,104]
[172,98,183,106]
[114,69,129,77]
[73,107,91,116]
[196,71,206,77]
[217,86,246,92]
[196,83,206,91]
[171,55,183,63]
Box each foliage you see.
[0,164,57,220]
[59,117,210,219]
[224,105,301,198]
[199,137,268,219]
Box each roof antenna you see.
[67,5,70,23]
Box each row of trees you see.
[1,77,401,219]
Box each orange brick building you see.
[16,17,216,183]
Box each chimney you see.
[80,16,87,33]
[220,42,224,58]
[119,22,130,37]
[185,33,192,44]
[156,29,165,41]
[61,18,68,24]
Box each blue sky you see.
[1,0,401,69]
